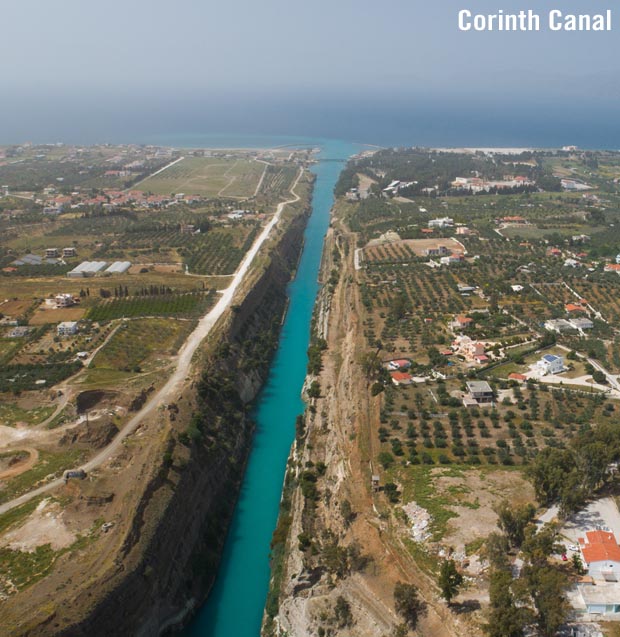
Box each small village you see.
[333,146,620,635]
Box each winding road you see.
[0,168,303,516]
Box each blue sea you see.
[3,96,620,149]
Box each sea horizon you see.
[3,96,620,150]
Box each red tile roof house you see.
[566,303,586,313]
[580,531,620,581]
[509,373,527,382]
[391,371,414,386]
[454,315,474,329]
[386,359,412,371]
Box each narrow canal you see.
[184,139,359,636]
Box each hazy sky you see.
[1,0,618,144]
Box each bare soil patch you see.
[434,468,535,552]
[0,299,34,318]
[29,305,85,325]
[0,498,76,552]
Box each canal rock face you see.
[2,200,311,637]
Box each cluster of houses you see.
[451,175,534,193]
[40,189,208,216]
[423,244,465,266]
[451,334,491,365]
[545,317,594,334]
[5,247,78,271]
[384,358,415,386]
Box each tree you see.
[495,501,536,548]
[378,451,394,469]
[390,293,409,321]
[307,381,321,398]
[438,559,463,605]
[526,447,573,505]
[486,569,530,637]
[384,482,400,503]
[521,522,562,567]
[340,499,355,526]
[334,595,354,628]
[521,564,570,637]
[393,582,427,630]
[360,351,383,379]
[572,553,585,575]
[485,532,510,571]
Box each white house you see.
[544,319,575,334]
[535,353,565,376]
[54,293,76,308]
[569,317,594,330]
[57,321,78,336]
[428,217,454,229]
[575,580,620,616]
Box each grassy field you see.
[92,317,192,371]
[86,290,215,321]
[136,157,265,198]
[0,449,85,505]
[0,271,211,304]
[0,403,55,427]
[502,224,606,240]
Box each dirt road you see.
[0,448,39,480]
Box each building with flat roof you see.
[544,319,575,334]
[570,317,594,330]
[428,217,454,229]
[535,354,565,376]
[57,321,78,336]
[465,381,494,404]
[7,326,31,338]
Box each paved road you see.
[0,169,303,516]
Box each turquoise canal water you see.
[184,138,360,637]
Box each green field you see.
[136,157,266,198]
[86,290,215,321]
[0,449,85,505]
[0,403,55,427]
[92,317,193,371]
